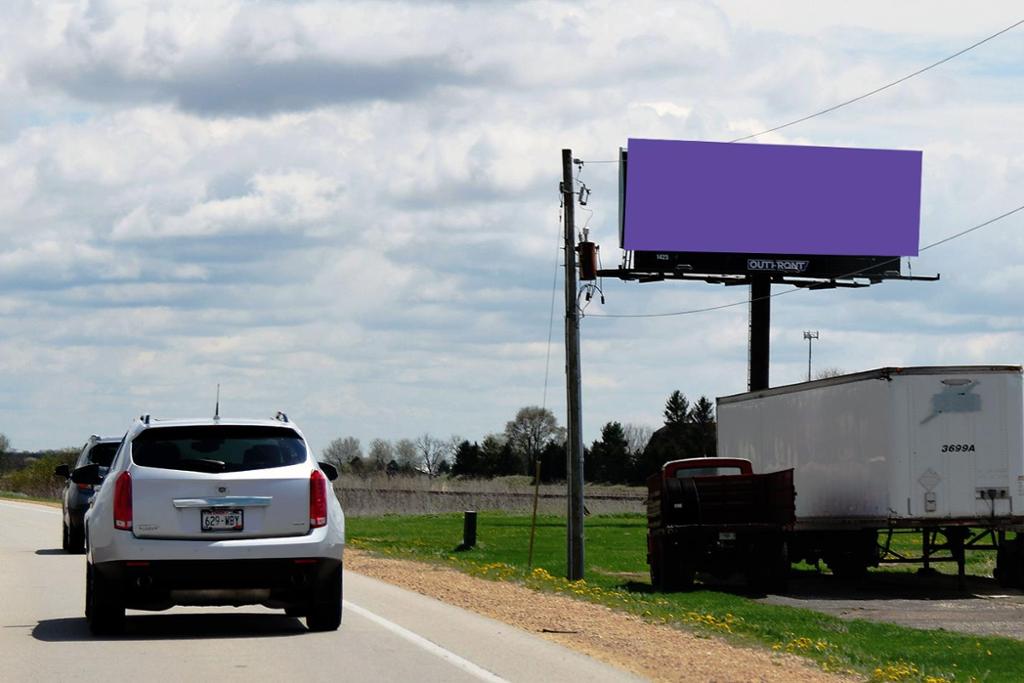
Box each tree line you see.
[324,390,717,486]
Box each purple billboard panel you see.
[623,139,921,257]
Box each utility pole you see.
[561,148,585,581]
[803,330,819,381]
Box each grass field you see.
[348,512,1024,682]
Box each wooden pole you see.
[561,148,585,581]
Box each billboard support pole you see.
[561,148,585,581]
[748,275,771,391]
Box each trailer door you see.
[907,372,1011,518]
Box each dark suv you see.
[54,435,121,553]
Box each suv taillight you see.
[309,469,328,528]
[113,471,133,530]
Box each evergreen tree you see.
[451,440,483,477]
[536,440,567,482]
[587,421,630,483]
[689,396,717,457]
[663,390,690,426]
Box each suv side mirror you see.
[53,464,71,479]
[71,463,103,486]
[318,462,339,481]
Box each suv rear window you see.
[85,443,120,468]
[131,426,307,473]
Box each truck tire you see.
[86,562,125,635]
[662,542,695,592]
[649,548,663,590]
[651,539,694,592]
[749,539,789,594]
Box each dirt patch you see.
[346,549,847,682]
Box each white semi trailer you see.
[716,365,1024,584]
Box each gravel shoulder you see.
[346,549,849,682]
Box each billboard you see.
[622,138,922,259]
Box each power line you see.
[586,202,1024,319]
[577,16,1024,161]
[731,17,1024,142]
[541,204,563,409]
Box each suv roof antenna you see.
[214,384,221,421]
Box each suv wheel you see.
[305,566,342,632]
[67,525,85,554]
[62,522,70,552]
[86,562,125,635]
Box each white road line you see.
[0,501,60,514]
[344,601,509,683]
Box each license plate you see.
[718,531,736,541]
[201,508,243,532]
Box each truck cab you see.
[646,457,794,593]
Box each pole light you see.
[803,330,819,382]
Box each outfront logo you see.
[747,258,810,273]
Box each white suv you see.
[75,413,344,634]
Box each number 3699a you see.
[941,444,975,453]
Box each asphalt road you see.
[0,500,641,682]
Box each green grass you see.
[348,512,1024,682]
[0,490,60,507]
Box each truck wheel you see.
[86,562,125,635]
[306,566,343,632]
[749,539,789,594]
[661,544,695,592]
[649,551,663,590]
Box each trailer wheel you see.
[995,537,1024,588]
[825,556,868,581]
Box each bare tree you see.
[367,438,393,471]
[414,434,448,477]
[322,436,362,471]
[394,438,417,469]
[504,406,565,473]
[622,423,654,455]
[445,435,463,464]
[815,367,845,379]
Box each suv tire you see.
[86,562,125,635]
[67,525,85,554]
[306,566,343,632]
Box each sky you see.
[1,1,1022,455]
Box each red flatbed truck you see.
[646,457,796,591]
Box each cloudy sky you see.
[1,0,1022,454]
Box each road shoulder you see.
[346,548,846,682]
